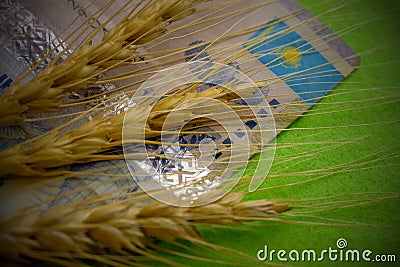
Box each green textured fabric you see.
[156,1,400,266]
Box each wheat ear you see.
[0,192,289,266]
[0,0,203,127]
[0,80,259,177]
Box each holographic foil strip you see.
[0,0,70,77]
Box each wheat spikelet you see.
[0,192,289,266]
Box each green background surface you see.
[157,0,400,266]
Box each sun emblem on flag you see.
[276,45,302,68]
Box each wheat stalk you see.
[0,192,289,266]
[0,0,204,127]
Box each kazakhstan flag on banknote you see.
[244,19,344,104]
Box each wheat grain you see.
[0,192,289,266]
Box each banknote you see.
[0,0,359,213]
